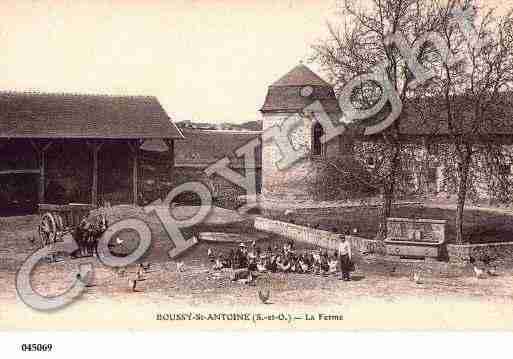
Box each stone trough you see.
[384,217,446,260]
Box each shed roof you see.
[174,129,261,168]
[0,92,183,139]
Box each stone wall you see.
[254,216,385,254]
[255,216,340,250]
[447,242,513,265]
[346,235,386,255]
[255,216,513,267]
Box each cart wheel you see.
[38,212,57,247]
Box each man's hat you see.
[239,242,246,248]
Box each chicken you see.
[116,267,126,277]
[142,262,152,271]
[176,261,185,272]
[473,265,486,279]
[129,267,146,292]
[299,260,309,273]
[412,270,422,284]
[212,258,223,271]
[387,265,397,276]
[136,265,145,281]
[487,266,499,276]
[239,271,255,285]
[256,262,267,272]
[207,248,215,262]
[328,260,338,274]
[258,289,271,304]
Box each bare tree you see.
[311,0,444,237]
[420,0,513,243]
[313,0,513,243]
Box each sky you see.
[0,0,339,124]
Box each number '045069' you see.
[21,344,53,352]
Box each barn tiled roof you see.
[351,92,513,138]
[0,92,183,139]
[174,129,261,169]
[261,65,341,114]
[398,93,513,136]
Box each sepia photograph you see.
[2,0,513,352]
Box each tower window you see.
[312,122,324,157]
[366,157,375,167]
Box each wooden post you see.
[128,140,140,206]
[40,151,45,203]
[92,149,99,206]
[87,141,103,206]
[133,150,139,205]
[164,139,174,170]
[30,140,53,204]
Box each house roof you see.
[261,65,341,114]
[0,92,183,139]
[174,129,261,168]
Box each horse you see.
[74,212,108,257]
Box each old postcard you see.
[3,0,513,344]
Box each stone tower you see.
[260,64,358,201]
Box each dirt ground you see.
[2,210,513,330]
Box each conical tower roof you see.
[271,64,332,87]
[260,64,341,114]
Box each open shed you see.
[0,92,183,215]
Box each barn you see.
[173,128,262,209]
[0,92,183,216]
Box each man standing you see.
[338,234,352,281]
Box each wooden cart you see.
[37,203,97,247]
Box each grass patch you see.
[263,204,513,244]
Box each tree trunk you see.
[455,144,472,244]
[379,144,400,239]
